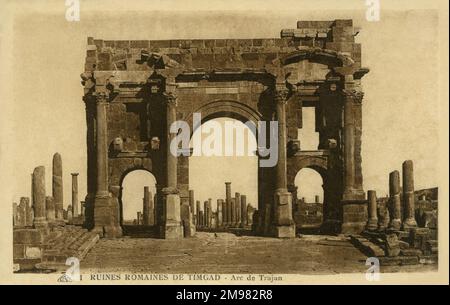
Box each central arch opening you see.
[293,168,324,232]
[189,117,258,231]
[120,169,157,235]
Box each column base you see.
[402,218,418,231]
[161,190,183,240]
[162,223,184,239]
[93,194,122,238]
[33,218,49,235]
[321,219,342,234]
[366,219,378,231]
[388,219,402,231]
[341,199,367,235]
[273,225,296,238]
[342,189,366,201]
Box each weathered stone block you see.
[13,229,44,245]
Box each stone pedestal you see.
[273,190,296,238]
[45,196,56,223]
[92,195,123,238]
[161,189,183,239]
[341,200,367,234]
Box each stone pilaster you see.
[273,85,295,238]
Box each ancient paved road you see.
[81,232,436,274]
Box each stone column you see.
[71,173,79,218]
[240,195,247,227]
[217,199,223,227]
[366,190,378,231]
[93,93,122,237]
[196,200,201,228]
[388,170,402,230]
[161,91,182,239]
[235,193,241,227]
[32,166,48,232]
[225,182,232,227]
[208,198,212,228]
[80,201,85,219]
[13,202,18,226]
[341,89,365,200]
[273,86,295,238]
[221,200,227,228]
[340,88,366,234]
[46,196,55,223]
[52,153,64,221]
[189,190,196,225]
[16,200,26,227]
[143,186,155,225]
[402,160,418,229]
[67,207,73,223]
[315,195,320,203]
[137,212,142,225]
[230,198,236,227]
[199,210,204,227]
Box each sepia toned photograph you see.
[0,0,448,287]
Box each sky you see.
[0,1,445,220]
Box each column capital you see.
[163,92,178,107]
[273,86,290,104]
[342,89,364,104]
[94,92,109,104]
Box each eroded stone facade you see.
[81,19,370,238]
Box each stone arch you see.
[184,99,264,139]
[117,167,158,226]
[278,48,354,68]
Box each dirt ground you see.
[81,232,437,275]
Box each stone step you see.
[400,249,422,257]
[350,235,385,257]
[379,256,419,266]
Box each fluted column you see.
[161,91,182,239]
[93,93,122,237]
[342,89,365,200]
[340,87,366,234]
[273,85,295,238]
